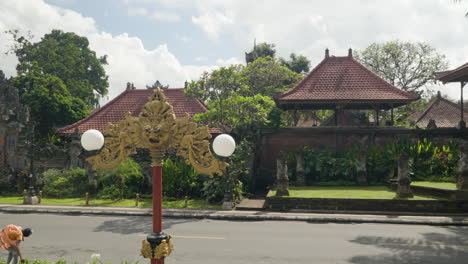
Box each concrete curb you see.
[1,205,468,226]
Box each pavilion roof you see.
[276,49,419,110]
[58,88,220,134]
[407,92,468,128]
[435,63,468,83]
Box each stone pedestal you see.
[356,152,368,186]
[295,152,305,186]
[24,195,39,204]
[396,153,413,198]
[276,152,289,196]
[222,189,234,210]
[457,142,468,190]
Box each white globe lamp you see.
[213,134,236,157]
[81,129,105,151]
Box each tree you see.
[186,58,302,131]
[14,63,89,137]
[245,41,276,64]
[280,53,311,74]
[185,64,246,103]
[355,41,448,96]
[194,94,279,139]
[9,29,109,108]
[241,57,303,97]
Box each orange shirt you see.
[0,224,23,250]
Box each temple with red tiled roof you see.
[436,62,468,128]
[59,87,218,134]
[275,49,419,126]
[407,91,468,128]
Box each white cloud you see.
[216,57,243,66]
[175,34,190,42]
[151,11,180,22]
[127,7,149,16]
[191,10,233,39]
[187,0,468,100]
[0,0,213,104]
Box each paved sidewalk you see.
[1,203,468,226]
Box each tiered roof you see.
[59,88,216,134]
[276,49,419,110]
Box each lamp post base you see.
[141,232,173,264]
[24,196,39,205]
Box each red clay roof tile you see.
[277,54,419,109]
[407,94,468,128]
[435,62,468,83]
[58,88,220,134]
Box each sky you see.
[0,0,467,103]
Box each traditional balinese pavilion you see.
[275,49,419,126]
[59,87,216,134]
[436,62,468,128]
[407,91,468,128]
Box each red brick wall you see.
[255,127,464,189]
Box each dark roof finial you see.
[325,48,329,58]
[348,48,353,57]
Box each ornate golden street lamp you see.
[81,88,227,264]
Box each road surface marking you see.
[138,234,225,240]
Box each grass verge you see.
[411,181,457,190]
[268,186,438,200]
[0,197,221,209]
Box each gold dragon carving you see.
[86,88,226,176]
[140,236,174,259]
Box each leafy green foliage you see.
[14,65,89,136]
[194,94,279,139]
[241,57,303,97]
[10,29,109,107]
[162,157,202,198]
[302,147,359,184]
[299,139,459,185]
[355,40,448,96]
[186,55,303,193]
[245,42,276,63]
[97,158,145,200]
[201,174,243,203]
[410,139,459,182]
[42,168,90,198]
[185,64,246,103]
[279,53,311,74]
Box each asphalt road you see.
[0,213,467,264]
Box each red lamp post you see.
[81,88,227,263]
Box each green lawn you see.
[0,197,221,209]
[411,181,457,190]
[268,186,438,200]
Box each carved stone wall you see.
[0,71,29,188]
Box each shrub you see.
[410,139,458,182]
[303,147,359,184]
[97,158,145,200]
[42,168,89,198]
[201,174,243,203]
[162,157,202,198]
